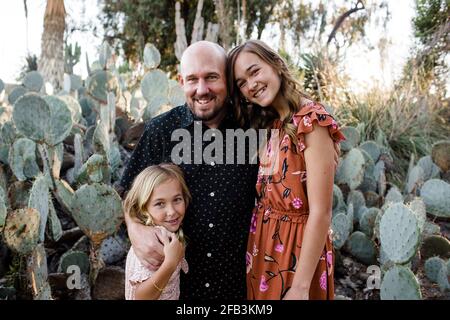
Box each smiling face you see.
[179,42,228,127]
[234,51,282,107]
[146,178,186,232]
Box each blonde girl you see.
[124,163,191,300]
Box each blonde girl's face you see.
[145,179,186,232]
[234,51,281,107]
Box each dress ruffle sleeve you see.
[292,102,345,151]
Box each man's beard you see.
[188,99,225,122]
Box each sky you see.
[0,0,416,94]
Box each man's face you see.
[179,50,228,125]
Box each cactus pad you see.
[380,265,421,300]
[28,175,49,242]
[380,203,420,264]
[4,208,40,255]
[420,179,450,218]
[9,138,40,181]
[71,183,123,246]
[331,212,351,250]
[143,43,161,69]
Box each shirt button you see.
[210,161,215,166]
[209,192,215,197]
[207,253,212,257]
[209,223,214,228]
[205,283,210,288]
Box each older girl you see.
[228,40,345,300]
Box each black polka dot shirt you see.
[119,104,258,300]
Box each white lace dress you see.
[125,246,188,300]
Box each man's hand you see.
[127,221,165,270]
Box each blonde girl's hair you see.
[227,39,314,152]
[123,163,191,245]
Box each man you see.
[119,41,258,300]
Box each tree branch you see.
[326,0,365,46]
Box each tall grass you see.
[300,51,450,189]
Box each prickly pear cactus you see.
[4,208,40,255]
[420,179,450,218]
[406,198,426,235]
[13,93,49,143]
[143,43,161,69]
[359,140,380,163]
[142,95,170,121]
[331,212,351,250]
[9,138,40,181]
[340,126,360,152]
[420,235,450,260]
[7,181,32,210]
[384,185,403,204]
[359,207,380,238]
[13,93,73,146]
[47,197,62,242]
[57,250,90,274]
[27,244,52,300]
[436,264,450,292]
[380,265,422,300]
[406,165,424,194]
[54,179,75,212]
[332,184,345,215]
[8,86,28,105]
[417,155,441,181]
[71,183,123,246]
[58,95,82,124]
[28,175,49,242]
[336,148,365,190]
[347,190,365,221]
[168,80,186,107]
[42,96,73,146]
[23,71,44,92]
[75,154,111,185]
[380,203,420,264]
[141,69,169,102]
[86,70,120,104]
[344,231,377,265]
[99,235,129,265]
[424,256,446,283]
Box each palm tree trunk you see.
[38,0,66,91]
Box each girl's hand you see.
[160,230,185,269]
[283,287,309,300]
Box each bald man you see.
[119,41,258,300]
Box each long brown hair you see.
[227,40,313,149]
[123,163,191,244]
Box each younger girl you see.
[123,163,191,300]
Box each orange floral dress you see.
[246,102,345,300]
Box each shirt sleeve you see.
[118,120,164,193]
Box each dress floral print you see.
[246,102,345,300]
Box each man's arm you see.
[119,121,165,269]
